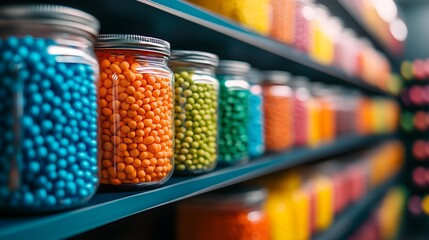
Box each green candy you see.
[217,75,250,165]
[172,70,218,174]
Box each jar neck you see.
[169,62,216,75]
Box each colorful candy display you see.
[177,186,270,240]
[349,187,407,240]
[95,35,174,187]
[0,5,100,212]
[169,51,219,174]
[187,0,401,94]
[217,61,250,165]
[251,140,403,240]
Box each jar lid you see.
[263,71,291,84]
[0,4,99,39]
[292,76,310,87]
[248,68,262,84]
[184,185,267,209]
[96,34,170,57]
[217,60,251,75]
[170,50,219,67]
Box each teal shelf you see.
[0,134,392,239]
[313,174,401,240]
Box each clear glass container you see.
[310,4,334,65]
[217,60,251,165]
[248,69,265,158]
[0,5,100,212]
[177,185,270,240]
[262,71,294,151]
[95,34,174,188]
[270,0,295,44]
[294,0,315,53]
[291,76,311,147]
[169,50,219,174]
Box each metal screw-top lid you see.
[170,50,219,67]
[0,5,100,39]
[183,185,267,210]
[217,60,251,75]
[263,71,291,84]
[292,76,310,88]
[248,68,263,84]
[96,34,170,57]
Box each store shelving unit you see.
[330,0,403,65]
[313,175,401,240]
[0,134,393,240]
[0,0,404,238]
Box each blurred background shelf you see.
[313,174,401,240]
[0,134,393,240]
[6,0,394,97]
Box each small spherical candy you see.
[262,83,293,151]
[217,75,250,165]
[96,52,173,186]
[173,71,218,174]
[0,36,98,212]
[248,84,264,157]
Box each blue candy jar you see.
[247,69,265,158]
[0,5,100,212]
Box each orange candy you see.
[97,52,173,186]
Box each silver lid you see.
[217,60,251,75]
[96,34,170,57]
[170,50,219,67]
[248,68,262,84]
[263,71,291,84]
[0,5,99,39]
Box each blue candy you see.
[0,36,99,212]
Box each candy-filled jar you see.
[217,61,251,165]
[0,5,100,212]
[291,76,311,147]
[294,0,315,53]
[262,71,294,151]
[310,4,334,65]
[95,34,174,188]
[169,51,219,174]
[248,70,265,158]
[177,186,270,240]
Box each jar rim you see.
[217,60,251,75]
[0,4,100,39]
[262,71,291,84]
[96,34,170,57]
[170,50,219,67]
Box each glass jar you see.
[262,71,294,152]
[291,76,311,147]
[0,5,100,212]
[217,60,251,165]
[95,34,174,188]
[308,83,323,147]
[310,4,334,65]
[314,87,338,144]
[169,50,219,174]
[177,185,270,240]
[270,0,295,45]
[294,0,315,53]
[248,69,265,158]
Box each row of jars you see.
[0,5,399,212]
[187,0,400,94]
[349,187,406,240]
[176,141,404,240]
